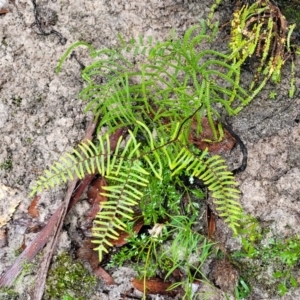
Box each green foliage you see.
[108,215,215,298]
[27,5,300,298]
[0,287,19,300]
[117,33,155,56]
[61,294,76,300]
[45,252,97,300]
[234,278,251,299]
[57,20,256,139]
[207,0,222,29]
[31,19,266,263]
[31,120,241,261]
[233,226,300,297]
[269,91,278,100]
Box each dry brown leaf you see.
[109,127,128,150]
[110,216,144,247]
[132,278,179,296]
[86,177,108,221]
[207,205,216,239]
[189,117,236,154]
[94,266,115,285]
[77,239,115,284]
[77,239,99,270]
[28,195,40,218]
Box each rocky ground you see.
[0,0,300,299]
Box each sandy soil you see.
[1,0,300,299]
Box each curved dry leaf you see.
[110,216,144,247]
[28,195,40,218]
[132,278,180,296]
[207,205,216,239]
[94,266,115,285]
[86,177,108,221]
[0,9,9,14]
[189,117,236,154]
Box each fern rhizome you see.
[30,18,292,265]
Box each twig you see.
[222,121,247,174]
[31,0,67,45]
[0,204,64,287]
[31,180,77,300]
[70,51,86,70]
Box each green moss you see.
[0,288,19,300]
[44,252,97,300]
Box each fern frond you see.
[56,41,97,73]
[118,34,155,56]
[162,137,242,234]
[30,129,151,261]
[56,21,253,141]
[92,159,149,261]
[30,132,138,196]
[192,152,241,233]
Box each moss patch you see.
[44,252,97,300]
[0,288,19,300]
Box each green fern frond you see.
[30,132,140,196]
[92,159,149,261]
[56,41,97,73]
[118,34,155,56]
[46,19,258,261]
[161,136,242,234]
[191,152,241,233]
[30,128,152,261]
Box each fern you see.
[161,135,242,232]
[117,33,155,56]
[31,118,242,261]
[31,20,259,260]
[31,130,150,260]
[61,20,256,142]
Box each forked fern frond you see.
[57,21,254,141]
[162,136,242,234]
